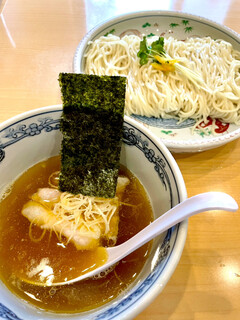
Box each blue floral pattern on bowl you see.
[0,118,60,162]
[0,303,22,320]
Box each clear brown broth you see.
[0,156,153,313]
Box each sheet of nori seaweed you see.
[58,73,126,198]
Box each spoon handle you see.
[113,192,238,260]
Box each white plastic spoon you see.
[27,192,238,286]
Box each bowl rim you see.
[0,105,188,320]
[116,114,188,319]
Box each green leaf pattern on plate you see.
[104,18,194,39]
[141,19,193,36]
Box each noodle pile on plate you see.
[84,34,240,126]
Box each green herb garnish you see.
[137,36,205,88]
[137,36,165,66]
[58,73,126,198]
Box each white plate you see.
[73,10,240,153]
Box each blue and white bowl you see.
[0,105,187,320]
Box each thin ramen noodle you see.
[85,35,240,126]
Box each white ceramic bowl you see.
[73,10,240,153]
[0,105,187,320]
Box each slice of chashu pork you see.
[22,176,130,250]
